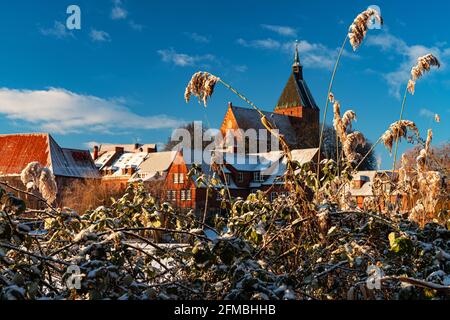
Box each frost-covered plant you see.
[20,162,58,204]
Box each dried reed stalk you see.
[348,8,383,51]
[332,96,362,164]
[316,7,383,200]
[343,132,366,163]
[381,120,419,154]
[411,128,444,225]
[184,72,220,107]
[393,53,440,171]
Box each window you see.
[224,174,231,185]
[181,190,186,201]
[166,191,171,201]
[171,190,177,201]
[173,173,184,184]
[139,173,148,179]
[253,171,262,182]
[237,172,244,183]
[270,192,277,202]
[186,190,192,201]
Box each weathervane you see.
[293,40,300,67]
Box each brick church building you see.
[220,45,320,152]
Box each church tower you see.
[274,43,320,148]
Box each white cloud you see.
[111,0,128,20]
[234,65,248,73]
[0,88,183,134]
[237,38,343,70]
[40,21,73,39]
[157,48,216,67]
[261,24,297,37]
[237,38,281,50]
[184,32,210,43]
[129,20,145,31]
[367,32,447,98]
[419,108,436,119]
[84,141,100,149]
[90,29,111,42]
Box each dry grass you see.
[381,120,419,154]
[395,129,447,226]
[332,95,364,164]
[343,132,366,163]
[60,179,124,213]
[184,72,220,106]
[408,54,440,95]
[348,8,383,51]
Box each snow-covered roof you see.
[53,147,100,178]
[137,151,178,174]
[289,148,319,165]
[106,152,148,177]
[344,170,377,197]
[112,152,147,169]
[95,151,116,169]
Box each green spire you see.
[293,40,300,67]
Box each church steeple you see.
[292,41,303,79]
[274,40,319,114]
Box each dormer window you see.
[253,171,263,182]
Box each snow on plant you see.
[381,121,419,154]
[20,162,58,204]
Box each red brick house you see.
[0,133,100,207]
[220,46,320,152]
[131,149,225,213]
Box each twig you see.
[124,243,171,273]
[0,242,70,267]
[121,231,168,253]
[392,86,409,173]
[316,35,349,201]
[382,276,450,294]
[0,181,57,218]
[314,260,348,279]
[110,227,211,242]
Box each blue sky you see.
[0,0,448,169]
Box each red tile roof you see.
[0,133,100,178]
[0,133,50,175]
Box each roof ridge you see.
[0,132,49,137]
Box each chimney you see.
[147,146,157,153]
[352,175,369,189]
[115,147,124,153]
[93,146,99,160]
